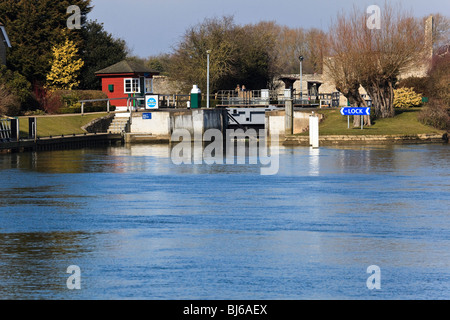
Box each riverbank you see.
[3,108,447,149]
[17,112,109,138]
[306,108,445,136]
[0,132,122,153]
[280,107,448,145]
[283,133,447,146]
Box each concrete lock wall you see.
[202,109,227,132]
[131,111,171,139]
[129,109,227,141]
[265,110,323,137]
[170,109,226,138]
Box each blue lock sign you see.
[340,107,371,116]
[145,94,159,109]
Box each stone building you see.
[151,75,186,94]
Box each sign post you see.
[340,107,371,130]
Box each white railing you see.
[0,119,11,140]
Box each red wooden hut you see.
[95,60,159,110]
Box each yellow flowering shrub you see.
[46,37,84,90]
[393,87,423,108]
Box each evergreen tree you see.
[0,0,92,84]
[78,20,128,90]
[0,65,33,115]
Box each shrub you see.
[33,89,110,114]
[393,87,423,108]
[58,105,116,114]
[33,86,63,114]
[418,99,450,130]
[0,65,36,115]
[54,90,108,108]
[397,77,430,97]
[428,54,450,107]
[23,109,46,116]
[0,83,21,115]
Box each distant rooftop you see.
[95,60,159,75]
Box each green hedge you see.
[58,105,116,114]
[53,90,109,108]
[49,89,113,114]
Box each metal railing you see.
[77,91,344,111]
[78,94,195,113]
[78,97,134,115]
[217,90,276,106]
[216,90,341,107]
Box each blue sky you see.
[88,0,450,58]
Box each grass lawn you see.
[14,108,442,139]
[300,108,444,136]
[18,113,109,138]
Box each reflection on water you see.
[0,143,449,299]
[0,231,103,299]
[308,148,320,176]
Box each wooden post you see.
[10,118,19,141]
[285,99,293,135]
[81,102,84,115]
[28,117,37,141]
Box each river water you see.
[0,143,449,300]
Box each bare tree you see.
[305,28,327,74]
[169,16,238,93]
[324,10,371,126]
[359,5,426,118]
[326,4,426,119]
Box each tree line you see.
[133,16,327,93]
